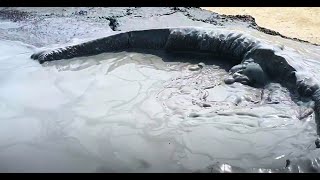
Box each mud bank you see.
[202,7,320,45]
[0,7,318,47]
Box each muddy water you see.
[1,36,320,173]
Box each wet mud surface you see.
[1,7,320,173]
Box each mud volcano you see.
[1,7,320,173]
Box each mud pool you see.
[0,39,319,172]
[1,7,320,173]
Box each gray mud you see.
[1,7,320,173]
[0,7,318,47]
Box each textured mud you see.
[1,7,320,173]
[29,27,317,112]
[0,7,318,47]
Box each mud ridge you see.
[30,28,320,135]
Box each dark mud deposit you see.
[1,7,320,173]
[0,7,318,46]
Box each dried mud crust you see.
[0,9,32,22]
[0,7,318,46]
[221,14,318,46]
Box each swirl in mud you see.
[30,27,320,172]
[31,28,320,131]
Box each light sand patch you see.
[202,7,320,44]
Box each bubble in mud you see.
[188,64,201,71]
[189,113,200,118]
[224,77,235,84]
[188,63,205,71]
[198,62,205,68]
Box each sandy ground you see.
[202,7,320,44]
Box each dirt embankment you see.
[202,7,320,45]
